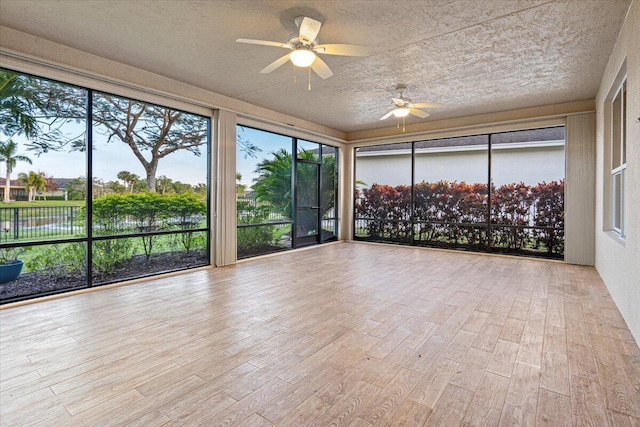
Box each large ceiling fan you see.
[380,84,442,131]
[237,16,368,84]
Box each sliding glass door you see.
[236,127,338,259]
[294,141,321,247]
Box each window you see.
[90,91,210,285]
[236,126,293,259]
[490,128,565,257]
[236,126,339,259]
[354,126,566,259]
[611,79,626,237]
[1,70,89,302]
[354,142,412,244]
[0,68,210,304]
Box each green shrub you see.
[168,193,207,253]
[90,192,207,260]
[87,194,132,234]
[125,192,169,260]
[237,202,276,256]
[238,225,274,251]
[25,243,84,279]
[92,238,133,274]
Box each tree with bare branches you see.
[9,73,208,192]
[90,94,207,192]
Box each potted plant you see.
[0,247,25,284]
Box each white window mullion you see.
[609,77,626,238]
[620,167,625,237]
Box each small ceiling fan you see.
[237,16,368,86]
[380,84,442,131]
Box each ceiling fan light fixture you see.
[290,48,316,67]
[392,107,410,118]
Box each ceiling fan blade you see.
[391,98,405,107]
[260,54,290,74]
[310,56,333,79]
[379,111,395,121]
[236,38,291,49]
[410,102,442,109]
[409,108,429,118]
[315,44,369,56]
[299,17,322,44]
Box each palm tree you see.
[236,172,246,195]
[17,171,46,202]
[0,71,41,140]
[0,140,32,203]
[17,172,31,201]
[156,175,172,195]
[32,172,47,200]
[251,148,335,220]
[252,149,293,219]
[117,170,139,193]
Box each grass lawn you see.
[1,200,85,208]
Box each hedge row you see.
[88,192,206,233]
[355,180,564,255]
[85,192,207,264]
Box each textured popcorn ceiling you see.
[0,0,631,133]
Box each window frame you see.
[234,125,340,259]
[609,78,627,238]
[353,126,566,260]
[0,67,212,304]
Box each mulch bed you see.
[0,251,208,303]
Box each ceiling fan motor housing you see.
[287,35,318,48]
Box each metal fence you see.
[237,196,289,223]
[0,206,82,242]
[354,217,564,258]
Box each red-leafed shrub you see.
[355,179,564,257]
[412,181,488,246]
[413,181,448,242]
[355,184,412,241]
[531,180,564,254]
[491,182,534,250]
[452,182,488,246]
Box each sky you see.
[5,124,208,185]
[236,126,293,189]
[4,123,301,189]
[235,126,331,189]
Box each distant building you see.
[0,178,73,201]
[356,127,565,188]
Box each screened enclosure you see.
[355,127,565,259]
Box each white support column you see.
[338,146,354,240]
[565,112,596,265]
[214,109,237,266]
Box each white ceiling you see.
[0,0,631,133]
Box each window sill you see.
[605,230,626,247]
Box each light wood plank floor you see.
[1,242,639,426]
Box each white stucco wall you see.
[595,1,639,344]
[356,145,565,188]
[416,151,487,185]
[356,153,412,187]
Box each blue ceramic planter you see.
[0,260,23,284]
